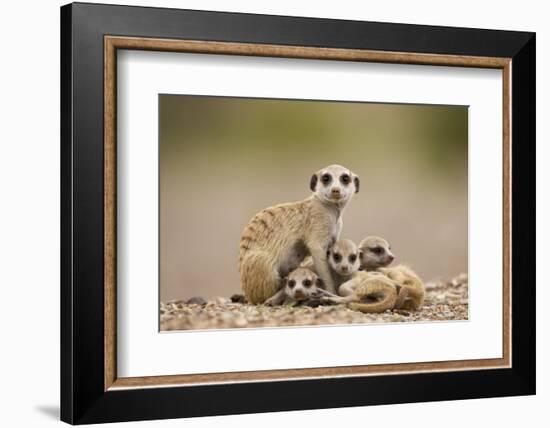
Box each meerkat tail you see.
[347,279,397,314]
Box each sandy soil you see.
[160,273,468,331]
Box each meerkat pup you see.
[264,267,337,306]
[316,237,390,312]
[326,238,361,288]
[318,238,397,313]
[378,265,425,311]
[358,236,394,270]
[359,236,425,311]
[239,164,360,304]
[321,270,398,313]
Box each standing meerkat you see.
[239,165,360,304]
[359,236,425,311]
[264,267,337,306]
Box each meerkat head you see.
[358,236,394,270]
[327,239,361,277]
[310,164,360,207]
[285,267,323,302]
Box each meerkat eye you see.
[372,247,384,255]
[303,279,312,287]
[288,279,296,288]
[349,254,357,263]
[333,253,342,263]
[340,174,350,185]
[321,174,332,184]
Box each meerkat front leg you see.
[393,284,408,308]
[315,288,339,298]
[321,293,359,305]
[264,288,287,306]
[309,245,336,293]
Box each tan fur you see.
[322,271,398,313]
[347,273,398,313]
[239,165,359,304]
[378,264,425,310]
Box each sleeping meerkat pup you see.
[378,265,425,311]
[318,238,397,313]
[359,236,425,311]
[239,165,360,304]
[321,239,397,313]
[264,267,337,306]
[321,271,398,313]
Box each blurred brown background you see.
[160,95,468,302]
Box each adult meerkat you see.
[239,164,360,304]
[320,239,397,313]
[264,267,337,306]
[359,236,425,311]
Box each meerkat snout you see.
[328,239,361,278]
[358,236,394,270]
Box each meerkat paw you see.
[320,296,340,305]
[264,297,278,307]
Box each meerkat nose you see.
[331,188,341,194]
[388,254,395,262]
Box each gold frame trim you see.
[104,36,512,391]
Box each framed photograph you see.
[60,2,535,424]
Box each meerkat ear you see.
[310,174,318,191]
[358,249,363,258]
[354,176,360,193]
[316,277,325,289]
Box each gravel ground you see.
[160,273,468,331]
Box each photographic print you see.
[159,95,468,331]
[62,5,535,422]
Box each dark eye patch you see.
[370,246,384,255]
[340,174,351,185]
[303,279,312,287]
[288,279,296,288]
[333,253,342,262]
[349,254,357,263]
[321,174,332,185]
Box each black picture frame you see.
[61,2,535,424]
